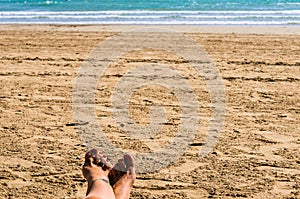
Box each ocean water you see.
[0,0,300,25]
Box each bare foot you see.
[82,148,115,199]
[109,154,136,199]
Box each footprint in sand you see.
[247,131,299,196]
[231,131,299,197]
[254,131,299,162]
[1,156,38,188]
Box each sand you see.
[0,25,299,198]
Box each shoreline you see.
[1,24,300,34]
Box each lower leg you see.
[83,149,116,199]
[85,179,115,199]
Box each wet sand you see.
[0,25,299,198]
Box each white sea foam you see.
[0,10,299,25]
[1,10,300,15]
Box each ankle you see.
[87,175,110,187]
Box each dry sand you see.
[0,25,299,198]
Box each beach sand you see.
[0,25,299,198]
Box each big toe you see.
[124,154,135,175]
[84,148,99,166]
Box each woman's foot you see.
[82,148,115,199]
[109,154,136,199]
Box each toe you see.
[111,158,126,172]
[84,148,112,170]
[124,154,135,175]
[124,154,134,168]
[117,158,126,172]
[84,148,98,166]
[100,156,113,171]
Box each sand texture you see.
[0,25,299,198]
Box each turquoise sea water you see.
[0,0,300,25]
